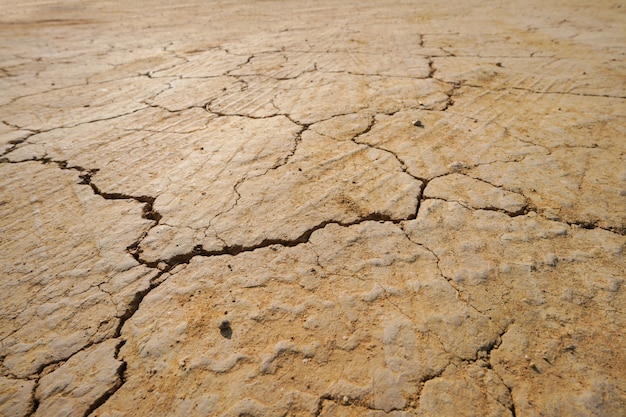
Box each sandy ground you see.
[0,1,625,416]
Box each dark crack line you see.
[566,219,625,236]
[1,106,152,147]
[427,57,435,78]
[29,379,39,416]
[422,196,533,218]
[79,172,162,222]
[0,131,37,158]
[485,324,518,417]
[201,116,307,234]
[82,340,127,417]
[223,52,254,76]
[397,223,497,335]
[510,86,625,99]
[459,172,624,235]
[461,83,625,99]
[440,81,461,111]
[316,69,433,80]
[351,111,429,219]
[155,213,398,268]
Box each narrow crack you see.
[461,83,625,99]
[351,111,429,219]
[510,86,625,99]
[441,81,461,111]
[79,172,162,222]
[202,116,307,234]
[77,339,127,417]
[26,339,97,380]
[29,379,39,416]
[317,69,433,80]
[154,213,397,268]
[459,171,624,236]
[485,324,517,417]
[566,219,625,236]
[426,57,435,78]
[1,106,152,143]
[397,223,496,335]
[422,196,533,218]
[0,131,37,158]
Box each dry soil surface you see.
[0,1,625,416]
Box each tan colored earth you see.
[1,1,625,416]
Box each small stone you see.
[448,161,468,172]
[219,320,232,339]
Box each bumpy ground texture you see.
[1,1,625,416]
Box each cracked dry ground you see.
[0,1,625,416]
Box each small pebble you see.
[219,320,232,339]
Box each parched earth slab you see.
[0,162,157,379]
[6,112,305,261]
[0,0,625,416]
[2,76,169,132]
[34,339,123,417]
[92,222,502,416]
[432,57,626,97]
[0,377,35,417]
[418,362,513,417]
[403,200,626,417]
[355,87,626,231]
[205,131,422,253]
[209,73,449,122]
[424,173,528,215]
[228,51,431,79]
[7,110,422,263]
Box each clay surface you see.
[0,1,624,416]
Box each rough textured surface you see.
[34,339,124,417]
[0,377,36,417]
[0,162,157,378]
[0,1,624,416]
